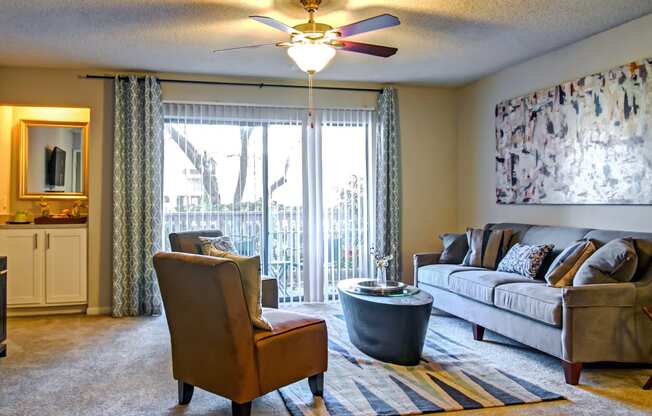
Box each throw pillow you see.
[574,238,638,285]
[198,235,238,254]
[200,246,272,331]
[462,227,513,269]
[545,239,599,287]
[439,233,468,264]
[497,243,554,279]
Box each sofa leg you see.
[644,376,652,390]
[472,324,485,341]
[308,373,324,397]
[178,380,194,405]
[562,361,582,385]
[232,401,252,416]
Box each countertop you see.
[0,223,87,230]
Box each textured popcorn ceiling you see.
[1,0,652,85]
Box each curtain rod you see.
[83,75,384,93]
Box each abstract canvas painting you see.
[495,57,652,204]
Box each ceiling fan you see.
[213,0,400,74]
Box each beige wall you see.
[0,69,114,314]
[0,106,12,214]
[456,13,652,233]
[398,87,457,282]
[0,68,457,310]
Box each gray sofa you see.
[414,223,652,385]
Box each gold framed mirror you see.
[18,119,89,200]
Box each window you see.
[162,103,375,302]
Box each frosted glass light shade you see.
[287,43,336,73]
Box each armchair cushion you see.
[199,235,238,253]
[201,247,272,331]
[254,310,327,394]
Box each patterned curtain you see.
[375,87,401,281]
[112,76,164,317]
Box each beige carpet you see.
[0,304,651,415]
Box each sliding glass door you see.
[321,109,374,300]
[162,103,374,302]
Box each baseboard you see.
[86,306,111,316]
[8,305,87,317]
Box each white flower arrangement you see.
[369,245,395,270]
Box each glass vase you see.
[376,267,387,285]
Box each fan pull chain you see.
[308,71,315,129]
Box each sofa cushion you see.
[497,243,554,279]
[439,233,468,264]
[494,283,563,327]
[462,227,513,269]
[545,239,599,287]
[448,270,534,305]
[574,238,638,285]
[517,225,593,279]
[417,264,484,289]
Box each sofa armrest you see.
[413,252,441,284]
[562,283,637,308]
[261,276,279,309]
[413,252,441,269]
[561,281,652,363]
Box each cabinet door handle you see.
[46,233,50,250]
[34,233,38,250]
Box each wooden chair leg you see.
[308,373,324,397]
[472,324,485,341]
[644,376,652,390]
[232,401,252,416]
[562,361,582,385]
[178,380,194,405]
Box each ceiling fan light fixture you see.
[287,43,335,74]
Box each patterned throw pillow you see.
[462,228,513,269]
[198,235,238,254]
[497,243,554,279]
[545,239,599,287]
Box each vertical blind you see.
[162,102,375,302]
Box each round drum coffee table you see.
[338,278,434,366]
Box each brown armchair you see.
[153,252,327,416]
[169,230,279,308]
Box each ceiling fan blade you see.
[212,42,278,53]
[338,41,397,57]
[331,14,400,38]
[250,16,300,34]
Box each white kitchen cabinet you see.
[0,229,43,306]
[45,228,87,304]
[0,226,87,311]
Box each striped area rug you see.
[279,303,563,415]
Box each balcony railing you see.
[163,209,369,303]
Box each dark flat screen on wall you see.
[47,146,66,187]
